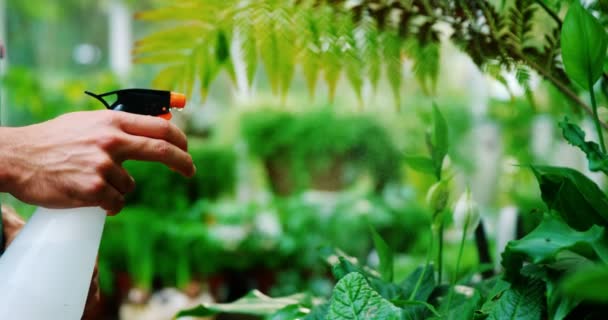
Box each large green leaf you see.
[561,1,608,89]
[327,272,401,320]
[488,280,545,320]
[559,118,608,174]
[176,290,308,318]
[502,213,608,282]
[562,266,608,302]
[531,165,608,230]
[370,226,394,282]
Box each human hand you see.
[0,110,196,214]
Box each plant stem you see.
[534,0,562,28]
[437,221,444,284]
[445,220,469,316]
[410,230,434,300]
[589,79,606,153]
[520,54,608,129]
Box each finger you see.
[115,112,188,151]
[95,183,125,214]
[118,136,195,177]
[2,205,25,248]
[104,165,135,194]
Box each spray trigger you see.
[85,89,186,118]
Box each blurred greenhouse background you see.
[0,0,605,319]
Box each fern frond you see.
[504,0,537,55]
[134,0,593,116]
[516,65,536,108]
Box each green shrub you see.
[189,142,237,200]
[242,109,401,193]
[124,142,236,210]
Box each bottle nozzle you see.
[170,92,186,109]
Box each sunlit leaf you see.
[561,1,608,89]
[177,290,308,318]
[559,118,608,174]
[384,33,402,111]
[151,65,184,91]
[327,272,401,320]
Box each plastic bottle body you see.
[0,207,106,319]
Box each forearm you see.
[0,127,20,194]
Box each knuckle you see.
[86,177,107,195]
[96,132,122,150]
[103,110,120,125]
[93,156,114,174]
[157,120,171,139]
[154,141,171,157]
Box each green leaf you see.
[396,300,441,316]
[370,226,394,282]
[176,290,307,318]
[240,21,258,88]
[412,43,440,95]
[151,65,184,91]
[133,52,189,64]
[392,300,439,319]
[442,286,482,320]
[531,165,608,230]
[327,255,402,300]
[562,266,608,302]
[549,292,580,320]
[404,156,436,175]
[327,272,401,320]
[478,280,512,317]
[270,304,310,320]
[330,255,371,281]
[400,265,436,301]
[432,103,448,176]
[488,280,545,320]
[384,33,402,111]
[561,1,608,89]
[559,118,608,174]
[502,213,608,282]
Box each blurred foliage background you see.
[1,0,607,319]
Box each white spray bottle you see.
[0,89,186,319]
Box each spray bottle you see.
[0,89,186,319]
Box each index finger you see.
[114,112,188,151]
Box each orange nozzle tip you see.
[170,92,186,109]
[159,113,173,120]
